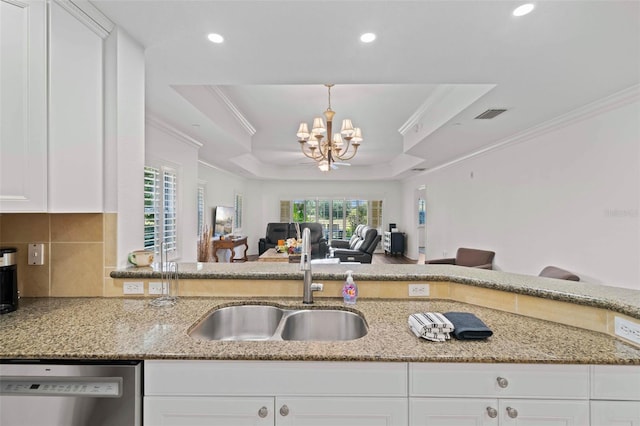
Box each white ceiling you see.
[91,0,640,181]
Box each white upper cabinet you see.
[0,0,105,212]
[48,1,103,212]
[0,0,47,212]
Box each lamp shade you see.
[296,123,310,139]
[340,119,354,137]
[332,133,344,146]
[352,127,363,143]
[312,117,326,134]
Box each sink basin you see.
[280,310,368,341]
[189,304,284,341]
[188,304,367,341]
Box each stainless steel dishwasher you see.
[0,360,141,426]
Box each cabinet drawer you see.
[410,363,588,399]
[145,360,407,397]
[591,365,640,401]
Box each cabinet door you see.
[0,0,47,212]
[276,397,407,426]
[410,398,499,426]
[499,399,589,425]
[591,401,640,426]
[48,1,103,212]
[144,396,274,426]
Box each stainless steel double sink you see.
[188,304,368,341]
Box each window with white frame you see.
[197,183,206,234]
[280,198,383,241]
[144,165,178,258]
[234,193,243,231]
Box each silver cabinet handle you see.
[506,406,518,418]
[486,406,498,418]
[496,376,509,388]
[280,404,290,416]
[258,406,268,418]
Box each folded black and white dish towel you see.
[409,312,493,342]
[408,312,454,342]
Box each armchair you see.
[329,224,365,250]
[539,266,580,281]
[425,247,495,270]
[330,225,380,264]
[258,223,290,255]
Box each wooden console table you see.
[212,236,248,262]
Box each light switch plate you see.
[28,243,45,265]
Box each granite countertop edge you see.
[111,263,640,319]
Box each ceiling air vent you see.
[474,109,507,119]
[411,168,426,172]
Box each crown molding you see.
[52,0,114,39]
[208,86,257,136]
[146,114,204,150]
[421,84,640,176]
[398,85,454,135]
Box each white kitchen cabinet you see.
[275,397,407,426]
[0,0,104,213]
[409,363,589,425]
[0,0,47,212]
[410,398,589,426]
[144,360,408,426]
[144,396,407,426]
[590,365,640,425]
[591,401,640,426]
[498,399,588,425]
[144,361,638,426]
[48,1,103,212]
[144,396,274,425]
[410,398,499,425]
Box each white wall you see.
[402,94,640,290]
[146,119,201,262]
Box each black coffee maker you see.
[0,247,18,314]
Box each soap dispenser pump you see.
[342,270,358,305]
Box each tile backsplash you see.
[0,213,116,297]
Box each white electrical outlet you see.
[123,282,144,295]
[614,316,640,345]
[409,284,429,297]
[148,282,164,295]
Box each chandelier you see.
[296,84,363,172]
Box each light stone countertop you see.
[1,297,640,364]
[111,263,640,319]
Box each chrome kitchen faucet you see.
[301,227,323,304]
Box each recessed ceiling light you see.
[360,33,376,43]
[207,33,224,44]
[512,3,534,16]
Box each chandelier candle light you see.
[296,84,363,172]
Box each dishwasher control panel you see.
[1,377,121,397]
